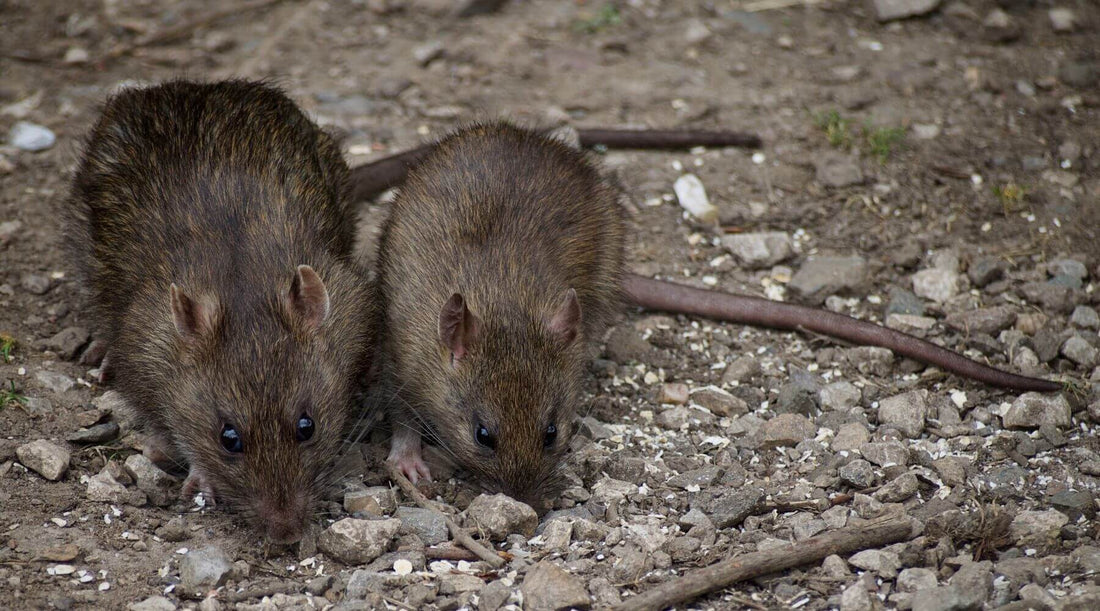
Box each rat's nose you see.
[256,495,309,544]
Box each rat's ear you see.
[439,293,481,361]
[547,288,581,344]
[289,265,330,332]
[170,284,217,339]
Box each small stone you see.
[841,581,873,611]
[590,477,635,507]
[821,382,861,412]
[21,273,51,295]
[1049,490,1095,520]
[124,454,177,507]
[180,546,233,594]
[947,562,993,608]
[873,0,942,21]
[839,459,876,488]
[849,549,901,578]
[822,555,851,579]
[790,256,868,304]
[860,442,908,467]
[86,466,128,502]
[306,575,334,596]
[682,19,712,46]
[35,370,74,394]
[691,386,747,417]
[707,487,763,529]
[578,416,613,440]
[412,40,445,66]
[832,422,871,451]
[775,371,820,415]
[41,327,90,360]
[541,519,573,552]
[674,174,717,223]
[0,219,23,247]
[1061,335,1098,367]
[344,489,383,516]
[761,413,817,448]
[1010,509,1068,544]
[1059,58,1098,88]
[912,123,940,140]
[944,307,1015,336]
[885,314,937,335]
[396,506,448,546]
[815,153,863,188]
[67,422,120,444]
[873,472,919,502]
[63,47,89,64]
[521,561,590,610]
[667,465,722,489]
[1069,306,1100,330]
[912,268,959,303]
[465,493,538,541]
[8,121,56,151]
[898,567,938,592]
[604,326,656,364]
[478,580,511,611]
[16,439,70,480]
[657,406,715,430]
[156,516,190,542]
[1019,281,1076,314]
[721,356,760,384]
[721,232,793,269]
[317,518,401,565]
[345,570,397,599]
[128,596,176,611]
[877,389,928,438]
[1048,258,1088,280]
[982,9,1020,42]
[1003,392,1071,429]
[658,383,689,405]
[886,287,925,316]
[439,572,484,594]
[932,457,969,487]
[968,258,1004,287]
[1058,141,1082,163]
[1049,8,1078,32]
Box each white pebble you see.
[673,174,717,223]
[394,558,413,575]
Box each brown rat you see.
[373,123,625,501]
[368,122,1059,497]
[65,80,374,543]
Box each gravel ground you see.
[1,0,1099,609]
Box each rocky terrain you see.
[1,0,1098,609]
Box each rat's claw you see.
[388,427,433,484]
[182,470,216,508]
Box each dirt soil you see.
[2,0,1099,609]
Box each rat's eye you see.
[543,423,557,449]
[475,423,496,450]
[296,414,315,442]
[221,424,243,453]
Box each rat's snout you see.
[255,492,310,544]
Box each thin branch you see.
[613,514,916,611]
[387,464,505,568]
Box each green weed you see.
[574,4,621,34]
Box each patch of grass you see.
[865,125,906,163]
[992,182,1028,214]
[1,380,26,409]
[813,109,853,149]
[574,4,621,34]
[0,333,15,363]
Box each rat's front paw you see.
[182,469,216,508]
[387,428,432,484]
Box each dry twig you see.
[387,464,505,568]
[613,515,916,611]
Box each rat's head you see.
[427,289,584,505]
[168,265,357,544]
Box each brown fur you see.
[373,123,625,502]
[64,80,374,543]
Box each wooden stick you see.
[104,0,284,60]
[387,464,505,568]
[613,515,916,611]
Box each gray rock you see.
[667,465,723,489]
[657,383,689,405]
[1009,509,1068,544]
[156,516,189,542]
[1069,306,1100,329]
[16,439,70,480]
[412,40,445,65]
[832,422,871,452]
[721,232,793,269]
[707,487,764,529]
[898,567,938,592]
[775,372,820,415]
[35,370,75,394]
[877,389,928,438]
[1051,490,1096,520]
[886,287,926,316]
[1019,281,1076,314]
[1049,8,1078,33]
[396,506,448,546]
[540,518,573,552]
[761,413,817,448]
[86,466,129,502]
[721,356,761,384]
[67,422,119,444]
[874,0,942,21]
[345,570,401,599]
[691,386,747,417]
[1048,258,1088,280]
[439,572,484,594]
[22,275,53,296]
[860,442,908,467]
[932,457,970,487]
[306,575,335,597]
[8,121,56,151]
[521,561,590,610]
[604,326,656,364]
[1061,335,1098,367]
[590,477,635,507]
[578,416,613,440]
[128,597,177,611]
[815,153,864,188]
[945,307,1015,336]
[949,562,993,608]
[465,493,538,541]
[822,554,851,578]
[790,256,867,303]
[657,406,715,430]
[1059,58,1098,88]
[886,314,937,335]
[912,268,959,303]
[1071,545,1100,574]
[318,518,401,565]
[344,489,384,516]
[841,581,873,611]
[0,219,23,247]
[180,546,233,593]
[1003,393,1071,429]
[821,382,861,412]
[22,397,53,416]
[849,548,901,578]
[41,327,90,360]
[839,459,876,488]
[478,580,512,611]
[873,472,919,502]
[124,454,177,507]
[968,258,1004,287]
